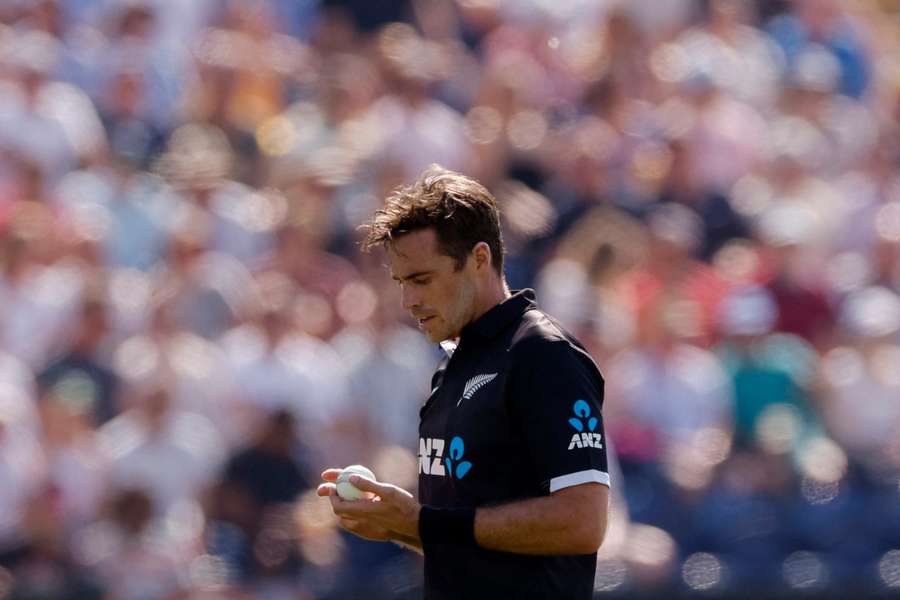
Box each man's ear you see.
[472,241,492,271]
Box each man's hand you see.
[317,469,421,543]
[317,469,391,541]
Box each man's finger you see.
[316,483,336,497]
[321,469,342,482]
[349,475,394,499]
[330,493,377,517]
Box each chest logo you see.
[418,437,446,476]
[568,399,603,450]
[418,436,472,479]
[458,373,498,407]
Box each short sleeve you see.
[507,340,609,493]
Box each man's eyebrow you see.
[391,270,434,282]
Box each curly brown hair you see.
[361,165,505,275]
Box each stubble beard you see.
[441,279,477,343]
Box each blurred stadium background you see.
[1,0,900,598]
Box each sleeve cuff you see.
[549,469,610,493]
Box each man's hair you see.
[361,165,505,274]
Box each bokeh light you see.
[880,550,900,588]
[464,106,503,145]
[783,551,828,590]
[682,552,723,591]
[507,110,548,151]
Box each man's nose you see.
[401,285,420,312]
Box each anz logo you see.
[567,399,603,451]
[419,436,472,479]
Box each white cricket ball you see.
[336,464,376,500]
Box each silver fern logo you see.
[458,373,498,407]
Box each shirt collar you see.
[459,289,537,343]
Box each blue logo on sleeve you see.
[444,436,472,479]
[567,400,603,450]
[568,399,598,433]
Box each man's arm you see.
[482,338,610,554]
[475,482,609,555]
[321,474,609,556]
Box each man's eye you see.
[412,278,430,285]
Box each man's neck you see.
[470,277,511,324]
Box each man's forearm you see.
[387,484,607,556]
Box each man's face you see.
[389,228,477,343]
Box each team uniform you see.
[418,289,609,599]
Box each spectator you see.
[820,286,900,473]
[767,0,872,98]
[84,488,185,600]
[714,285,819,449]
[100,384,225,514]
[38,293,120,424]
[0,29,106,181]
[207,409,311,584]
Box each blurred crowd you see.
[1,0,900,598]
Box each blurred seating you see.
[0,0,899,597]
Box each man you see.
[317,165,609,599]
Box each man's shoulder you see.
[509,308,564,344]
[508,308,593,365]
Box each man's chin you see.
[425,330,445,344]
[422,325,452,344]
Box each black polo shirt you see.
[418,289,609,599]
